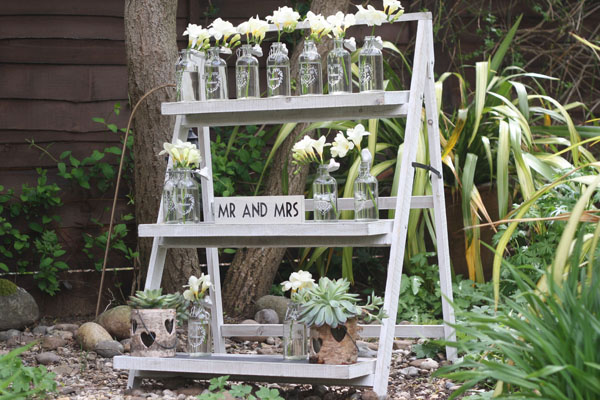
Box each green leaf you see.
[490,14,523,78]
[0,262,8,272]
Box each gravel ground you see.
[0,316,480,399]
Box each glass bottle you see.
[282,302,308,360]
[175,49,200,101]
[299,39,323,95]
[358,36,384,92]
[354,150,379,221]
[327,38,352,94]
[312,165,338,221]
[266,42,291,97]
[163,169,201,224]
[235,44,260,99]
[188,298,212,356]
[204,47,228,100]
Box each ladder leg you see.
[199,126,226,353]
[373,19,430,399]
[423,20,457,361]
[127,370,141,389]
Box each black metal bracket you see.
[412,162,441,179]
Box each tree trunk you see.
[124,0,200,294]
[222,0,352,318]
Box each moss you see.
[0,278,18,296]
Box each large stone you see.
[255,295,291,322]
[35,352,61,365]
[76,322,113,351]
[97,305,132,340]
[94,340,124,358]
[0,285,39,330]
[254,309,279,324]
[0,329,21,342]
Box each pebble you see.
[94,340,124,358]
[33,325,48,335]
[54,330,75,341]
[54,323,79,333]
[361,389,378,400]
[0,329,21,341]
[357,341,377,358]
[313,384,328,397]
[60,385,77,395]
[36,351,61,365]
[265,336,275,345]
[120,338,131,353]
[393,339,413,350]
[254,308,279,324]
[54,364,76,376]
[410,358,439,370]
[42,335,67,350]
[399,366,420,376]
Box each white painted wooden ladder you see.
[114,12,456,399]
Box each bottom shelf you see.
[114,353,375,385]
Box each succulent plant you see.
[297,277,386,328]
[128,289,183,310]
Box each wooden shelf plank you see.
[114,354,376,381]
[139,220,394,248]
[162,91,409,126]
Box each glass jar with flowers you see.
[159,139,202,224]
[292,135,340,221]
[325,12,355,94]
[183,273,213,356]
[179,24,211,101]
[235,17,268,99]
[331,123,379,220]
[265,6,300,97]
[205,18,241,100]
[280,270,316,360]
[354,5,387,92]
[298,12,331,95]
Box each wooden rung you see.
[304,196,433,211]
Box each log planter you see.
[308,318,361,365]
[130,308,177,357]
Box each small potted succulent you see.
[128,289,183,357]
[296,277,385,364]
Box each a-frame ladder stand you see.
[114,12,456,399]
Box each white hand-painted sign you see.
[214,196,304,224]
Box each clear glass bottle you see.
[327,38,352,94]
[204,47,228,100]
[313,165,338,221]
[299,39,323,95]
[175,49,200,101]
[354,150,379,221]
[235,44,259,99]
[358,36,384,92]
[188,298,212,356]
[266,42,291,97]
[283,302,308,360]
[163,169,201,224]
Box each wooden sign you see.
[214,196,304,224]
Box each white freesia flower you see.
[383,0,404,21]
[355,5,388,27]
[183,273,212,301]
[327,158,340,172]
[292,135,317,164]
[249,17,269,43]
[252,44,263,57]
[330,132,354,158]
[281,270,315,292]
[208,18,237,41]
[344,36,356,51]
[219,46,232,55]
[311,135,330,161]
[237,21,250,36]
[305,11,331,41]
[267,6,301,32]
[183,23,204,48]
[159,139,202,168]
[326,12,355,39]
[346,123,370,149]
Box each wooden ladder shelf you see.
[114,12,456,398]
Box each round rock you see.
[97,305,132,340]
[94,340,124,358]
[254,309,279,324]
[0,284,39,330]
[42,335,67,350]
[35,352,61,365]
[255,295,291,323]
[76,322,113,351]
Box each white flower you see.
[344,37,356,51]
[249,16,269,43]
[311,135,330,160]
[159,139,202,168]
[330,132,354,158]
[183,23,204,47]
[327,158,340,172]
[354,5,388,27]
[281,270,315,292]
[306,11,331,41]
[219,46,232,55]
[346,123,370,149]
[326,12,355,39]
[208,18,236,41]
[252,44,263,57]
[183,274,212,301]
[292,135,316,163]
[266,6,301,32]
[237,21,250,36]
[383,0,404,21]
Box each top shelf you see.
[162,91,409,126]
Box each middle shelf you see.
[139,220,394,248]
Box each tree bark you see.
[222,0,352,318]
[124,0,200,294]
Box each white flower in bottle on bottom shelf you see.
[346,123,371,149]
